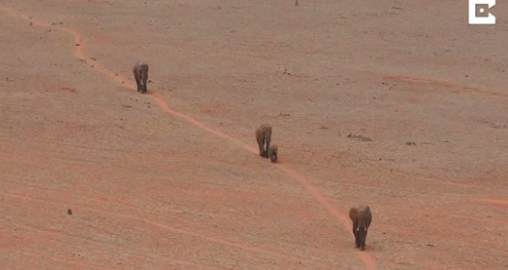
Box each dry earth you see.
[1,0,508,269]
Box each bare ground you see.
[1,1,507,269]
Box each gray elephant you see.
[349,205,372,251]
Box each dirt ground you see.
[1,0,507,269]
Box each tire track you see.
[0,244,117,270]
[0,5,377,270]
[1,178,341,267]
[382,75,508,100]
[305,62,507,101]
[477,198,508,206]
[0,190,334,269]
[2,224,221,270]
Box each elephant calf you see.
[268,144,278,163]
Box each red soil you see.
[1,1,507,269]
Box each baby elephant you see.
[255,124,272,158]
[349,205,372,251]
[133,61,149,93]
[268,144,278,163]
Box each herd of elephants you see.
[132,61,373,251]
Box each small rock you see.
[347,133,372,142]
[67,209,73,215]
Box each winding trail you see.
[0,4,383,269]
